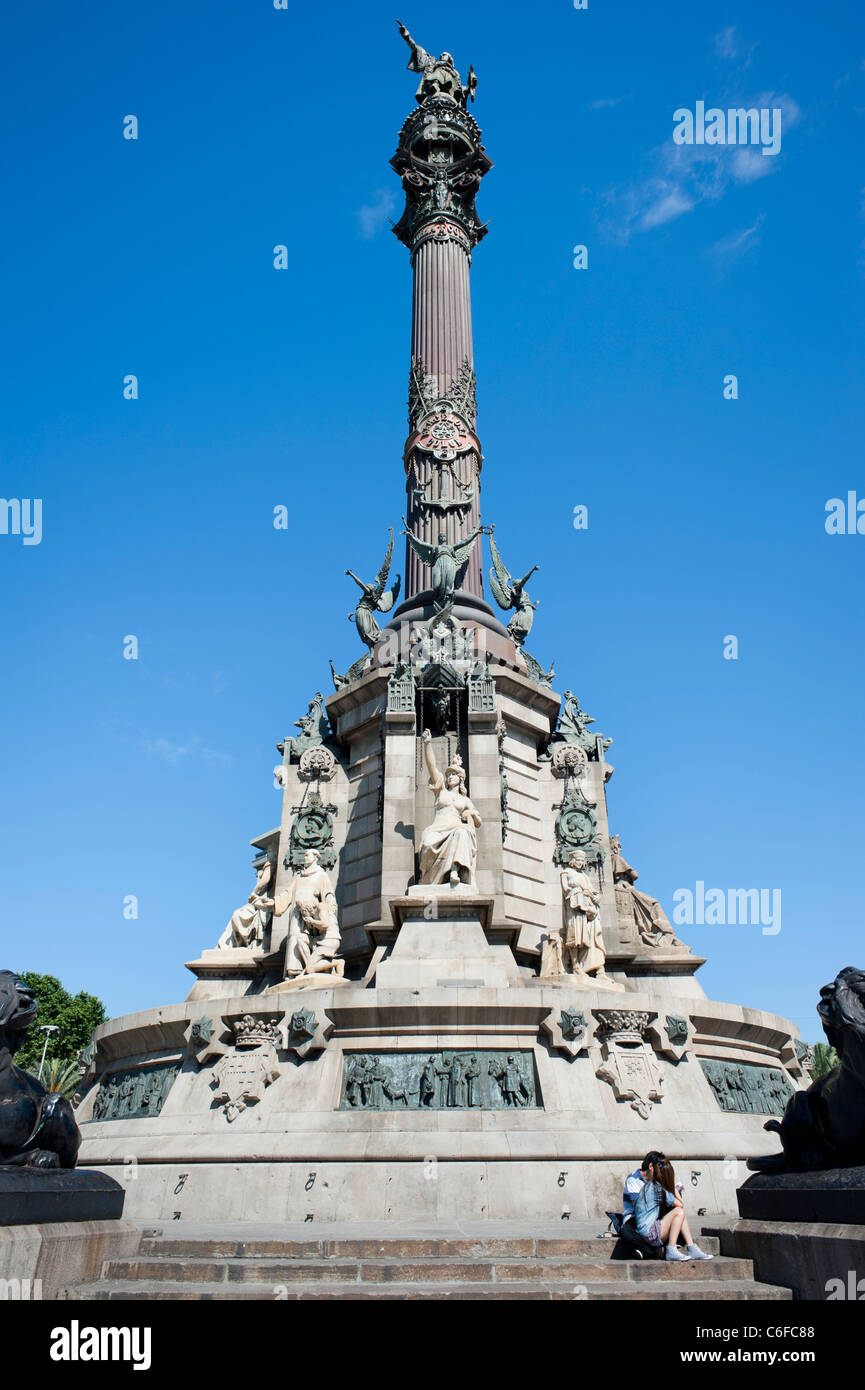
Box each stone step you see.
[65,1278,793,1302]
[101,1254,755,1285]
[137,1234,721,1260]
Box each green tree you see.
[41,1056,82,1099]
[14,973,107,1079]
[809,1041,840,1080]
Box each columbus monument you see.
[77,30,806,1225]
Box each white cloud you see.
[144,738,188,765]
[139,735,233,768]
[597,91,800,242]
[754,91,802,129]
[357,189,398,240]
[706,216,765,274]
[729,147,775,184]
[588,95,633,111]
[201,747,234,768]
[713,26,757,68]
[639,187,694,230]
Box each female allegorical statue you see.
[419,729,482,889]
[560,848,609,981]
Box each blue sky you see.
[1,0,863,1044]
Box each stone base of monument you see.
[0,1166,126,1226]
[0,1219,142,1299]
[703,1167,865,1300]
[75,982,807,1225]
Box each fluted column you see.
[405,232,482,598]
[391,91,492,609]
[411,236,473,386]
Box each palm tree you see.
[41,1057,81,1100]
[809,1042,839,1080]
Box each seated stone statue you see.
[0,971,80,1169]
[749,966,865,1171]
[217,854,274,950]
[610,835,687,952]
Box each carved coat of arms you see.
[210,1016,281,1122]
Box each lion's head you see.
[817,966,865,1088]
[0,971,38,1054]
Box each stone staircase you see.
[62,1230,792,1300]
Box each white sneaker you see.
[687,1244,714,1260]
[665,1246,691,1262]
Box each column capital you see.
[391,96,493,253]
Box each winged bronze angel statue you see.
[345,529,401,651]
[402,519,486,613]
[488,528,539,647]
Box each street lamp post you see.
[37,1025,60,1081]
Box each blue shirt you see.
[622,1168,645,1220]
[634,1179,672,1240]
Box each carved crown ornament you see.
[594,1009,654,1040]
[232,1015,282,1049]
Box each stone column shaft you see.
[391,92,492,611]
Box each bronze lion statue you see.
[0,970,80,1168]
[749,966,865,1171]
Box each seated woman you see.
[633,1157,713,1262]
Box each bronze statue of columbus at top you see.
[397,21,477,107]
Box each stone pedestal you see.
[184,948,281,1002]
[738,1165,865,1225]
[704,1166,865,1299]
[373,892,516,990]
[271,974,352,995]
[0,1167,126,1226]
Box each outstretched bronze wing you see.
[372,528,395,601]
[403,527,438,569]
[378,574,401,613]
[453,530,482,569]
[488,532,514,610]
